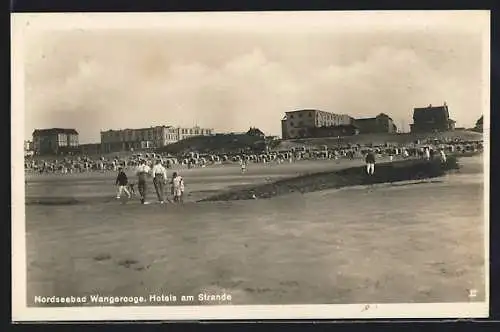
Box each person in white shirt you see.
[240,158,247,174]
[439,149,447,164]
[136,159,151,205]
[152,159,168,204]
[401,148,408,158]
[171,172,185,203]
[424,147,431,161]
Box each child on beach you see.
[171,172,185,203]
[115,167,131,199]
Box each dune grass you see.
[200,156,459,202]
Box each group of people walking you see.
[115,159,185,205]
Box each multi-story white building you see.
[100,125,214,153]
[281,109,353,139]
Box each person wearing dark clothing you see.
[365,151,375,175]
[115,168,131,199]
[136,160,151,204]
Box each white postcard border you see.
[11,11,490,321]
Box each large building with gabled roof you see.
[32,128,79,155]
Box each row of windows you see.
[288,112,313,119]
[288,112,349,121]
[104,128,212,138]
[288,119,347,127]
[180,129,212,135]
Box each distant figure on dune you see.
[365,150,376,176]
[402,148,409,159]
[440,149,447,164]
[424,147,431,161]
[240,159,247,174]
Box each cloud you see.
[24,30,484,143]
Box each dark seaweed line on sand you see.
[198,156,460,202]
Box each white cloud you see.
[23,29,485,142]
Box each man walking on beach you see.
[136,159,151,205]
[152,159,168,204]
[365,149,375,176]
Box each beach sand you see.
[24,157,485,306]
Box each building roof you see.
[100,125,213,133]
[414,105,447,112]
[413,106,449,119]
[355,113,393,121]
[285,109,352,118]
[246,127,265,136]
[355,117,377,122]
[33,128,78,135]
[413,105,450,122]
[286,109,319,113]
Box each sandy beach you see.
[24,156,485,306]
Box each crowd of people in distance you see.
[24,138,482,205]
[363,145,448,176]
[24,139,483,177]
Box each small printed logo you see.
[468,289,477,298]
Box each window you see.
[290,121,294,127]
[290,114,294,119]
[299,113,303,118]
[309,113,312,117]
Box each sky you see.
[19,11,489,143]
